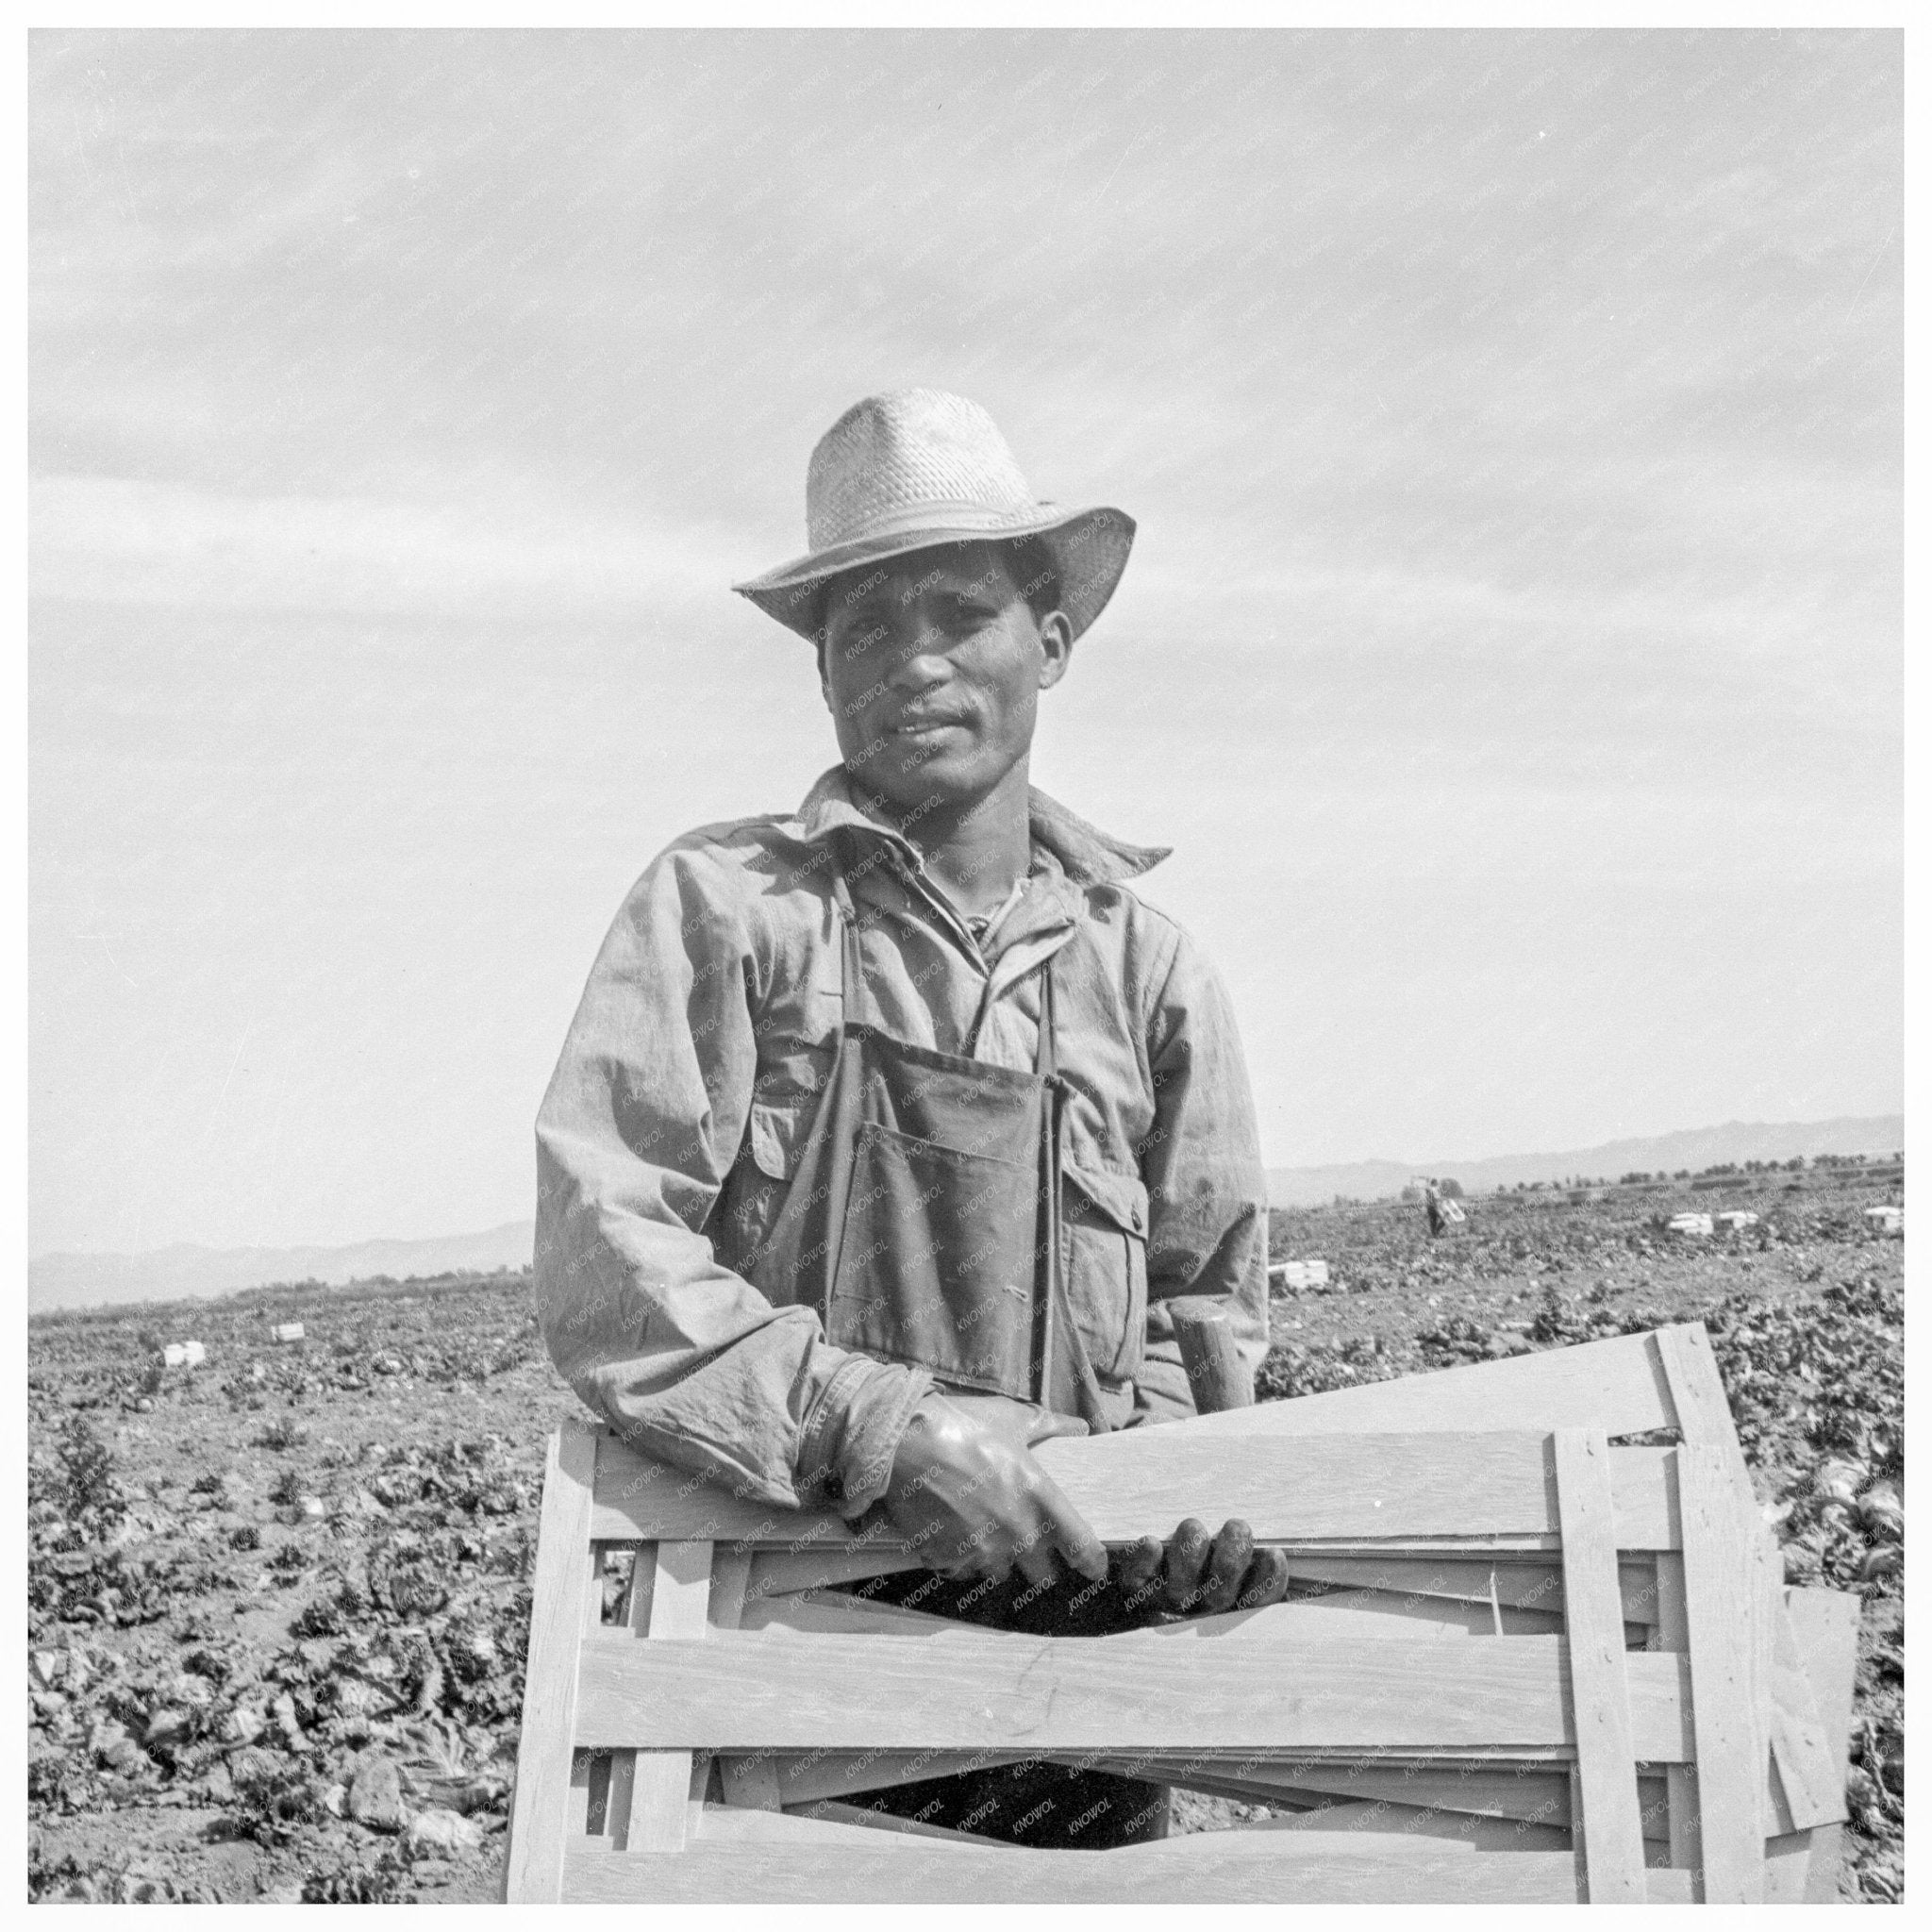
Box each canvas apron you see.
[737,869,1108,1426]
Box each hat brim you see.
[732,505,1135,643]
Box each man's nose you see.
[879,616,950,690]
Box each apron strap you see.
[1034,958,1065,1407]
[829,863,869,1035]
[1034,957,1058,1079]
[1035,956,1111,1427]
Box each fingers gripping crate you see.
[505,1324,1856,1904]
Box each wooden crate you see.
[505,1324,1855,1903]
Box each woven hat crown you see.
[807,390,1041,551]
[734,389,1135,643]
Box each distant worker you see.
[1424,1179,1445,1237]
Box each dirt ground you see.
[26,1168,1903,1902]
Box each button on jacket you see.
[534,765,1269,1518]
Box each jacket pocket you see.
[743,1041,833,1182]
[1060,1161,1149,1384]
[748,1098,809,1182]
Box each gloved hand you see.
[1117,1518,1291,1616]
[879,1391,1108,1589]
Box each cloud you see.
[25,30,1902,1249]
[29,472,756,621]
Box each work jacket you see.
[534,764,1269,1518]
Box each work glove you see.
[1118,1518,1292,1617]
[878,1391,1108,1590]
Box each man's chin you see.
[846,741,994,815]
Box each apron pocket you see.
[1061,1163,1149,1384]
[830,1123,1041,1399]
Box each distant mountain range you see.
[29,1114,1903,1312]
[28,1221,535,1316]
[1263,1114,1904,1208]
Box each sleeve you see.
[533,839,930,1514]
[1129,923,1271,1424]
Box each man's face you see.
[818,542,1071,818]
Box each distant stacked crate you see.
[1268,1259,1329,1290]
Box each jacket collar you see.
[785,764,1171,887]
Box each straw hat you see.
[733,390,1135,642]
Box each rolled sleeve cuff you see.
[797,1355,935,1517]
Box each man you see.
[535,389,1279,1844]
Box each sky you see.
[29,28,1902,1257]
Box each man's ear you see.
[1036,608,1074,692]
